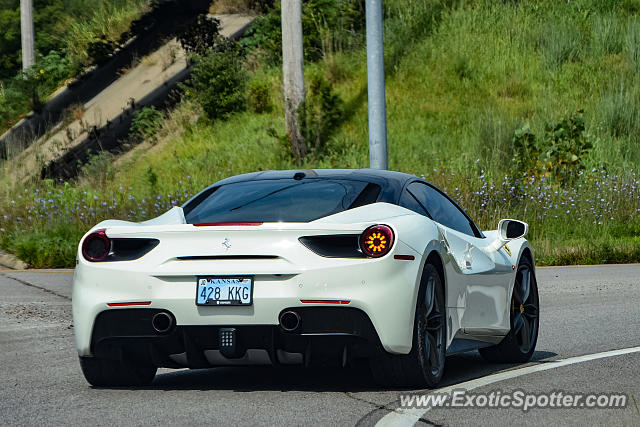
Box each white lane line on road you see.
[376,345,640,427]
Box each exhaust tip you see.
[279,311,301,332]
[152,311,174,333]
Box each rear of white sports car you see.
[72,171,430,385]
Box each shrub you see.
[87,35,119,66]
[299,73,343,156]
[183,49,248,121]
[9,225,82,268]
[37,50,75,90]
[512,111,592,182]
[178,15,222,56]
[247,80,272,113]
[512,123,540,177]
[79,151,114,187]
[130,106,165,142]
[539,110,592,181]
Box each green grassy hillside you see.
[2,0,640,267]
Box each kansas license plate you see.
[196,277,253,306]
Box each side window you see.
[406,182,477,237]
[399,188,429,216]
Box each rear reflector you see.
[394,255,415,260]
[194,222,263,226]
[107,301,152,307]
[300,300,350,305]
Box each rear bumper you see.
[72,240,423,357]
[90,307,383,368]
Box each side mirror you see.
[498,219,528,240]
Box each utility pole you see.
[281,0,306,161]
[365,0,388,170]
[20,0,36,72]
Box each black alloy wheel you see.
[479,256,539,363]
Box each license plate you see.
[196,277,253,306]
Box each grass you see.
[2,0,640,267]
[60,0,151,69]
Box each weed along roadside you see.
[2,0,640,268]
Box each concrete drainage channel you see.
[1,4,253,184]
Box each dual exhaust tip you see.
[152,310,301,333]
[279,311,301,332]
[152,311,174,333]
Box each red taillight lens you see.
[82,229,111,262]
[359,224,394,258]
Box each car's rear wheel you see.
[370,263,446,387]
[79,356,157,387]
[479,256,539,363]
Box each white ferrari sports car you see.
[73,169,539,387]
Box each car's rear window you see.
[184,179,381,223]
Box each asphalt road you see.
[1,265,639,426]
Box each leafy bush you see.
[37,50,75,89]
[130,106,165,142]
[178,15,222,56]
[512,111,592,182]
[5,225,83,268]
[0,77,30,125]
[539,110,592,181]
[183,49,247,121]
[78,151,114,187]
[87,36,119,66]
[299,73,343,156]
[247,80,272,113]
[512,123,540,177]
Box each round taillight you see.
[82,229,111,262]
[359,224,394,258]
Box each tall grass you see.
[599,85,640,141]
[540,17,584,69]
[591,13,624,55]
[61,0,151,68]
[624,16,640,71]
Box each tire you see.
[79,356,157,387]
[370,263,446,388]
[479,256,539,363]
